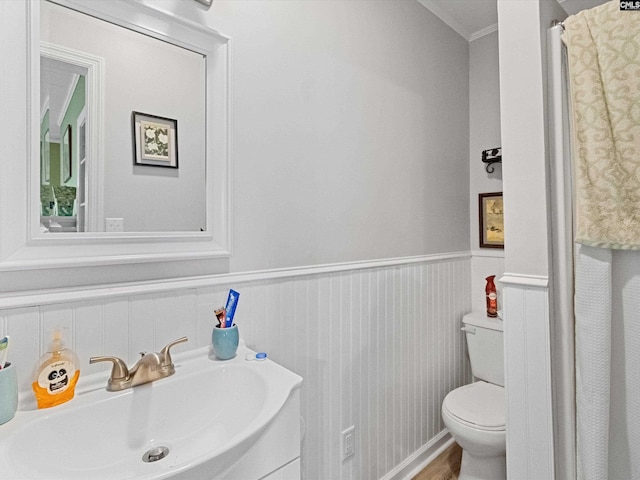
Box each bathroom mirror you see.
[0,0,231,270]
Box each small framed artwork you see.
[479,192,504,248]
[62,124,72,183]
[132,111,178,168]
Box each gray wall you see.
[469,31,505,313]
[138,0,471,273]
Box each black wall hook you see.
[482,147,502,173]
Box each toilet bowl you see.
[442,313,506,480]
[442,381,505,480]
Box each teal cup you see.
[212,324,239,360]
[0,363,18,425]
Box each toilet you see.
[441,312,506,480]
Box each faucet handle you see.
[90,355,130,381]
[160,336,188,367]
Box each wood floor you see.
[412,442,462,480]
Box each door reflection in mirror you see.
[40,56,86,232]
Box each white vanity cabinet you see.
[214,389,302,480]
[262,459,301,480]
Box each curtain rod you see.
[551,19,565,29]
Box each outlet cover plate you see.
[105,218,124,232]
[341,425,355,461]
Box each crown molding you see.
[470,23,498,42]
[417,0,471,40]
[417,0,499,42]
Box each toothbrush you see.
[0,336,9,369]
[214,307,226,328]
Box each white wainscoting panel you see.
[501,275,555,480]
[0,254,471,480]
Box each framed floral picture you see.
[132,111,178,168]
[479,192,504,248]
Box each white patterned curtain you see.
[563,2,640,479]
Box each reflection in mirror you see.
[40,0,207,233]
[40,56,87,232]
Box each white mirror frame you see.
[0,0,231,272]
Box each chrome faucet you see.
[90,336,188,391]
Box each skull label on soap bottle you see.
[37,361,75,394]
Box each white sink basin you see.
[0,345,302,479]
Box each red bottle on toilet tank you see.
[485,275,498,318]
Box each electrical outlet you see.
[341,426,355,461]
[105,218,124,232]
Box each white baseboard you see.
[381,430,453,480]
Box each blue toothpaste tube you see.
[224,289,240,328]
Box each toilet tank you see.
[462,312,504,387]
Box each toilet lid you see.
[443,381,505,430]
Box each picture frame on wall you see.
[479,192,504,248]
[132,111,178,168]
[62,125,72,183]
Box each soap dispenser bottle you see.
[32,330,80,409]
[485,275,498,318]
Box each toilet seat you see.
[443,381,505,432]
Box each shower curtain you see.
[555,2,640,479]
[574,245,640,480]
